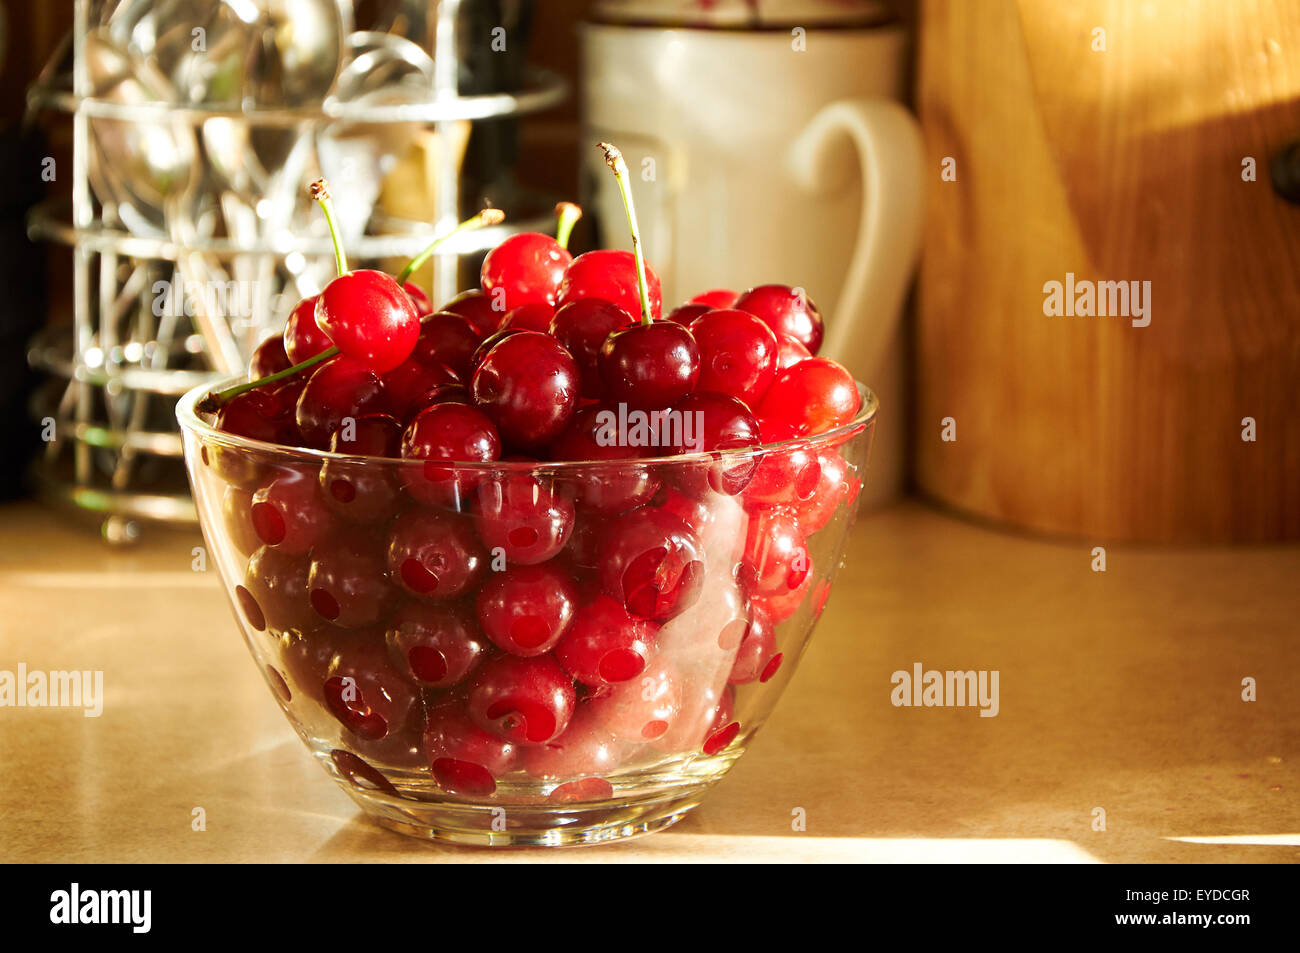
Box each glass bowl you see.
[177,379,877,846]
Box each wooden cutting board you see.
[915,0,1300,542]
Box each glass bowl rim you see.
[176,375,877,471]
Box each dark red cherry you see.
[598,321,699,410]
[476,563,579,657]
[549,298,637,399]
[284,295,330,365]
[556,249,662,322]
[211,390,294,486]
[243,545,313,635]
[308,538,393,628]
[386,509,486,602]
[442,288,505,335]
[319,413,403,523]
[295,357,391,449]
[689,308,780,406]
[381,356,461,422]
[599,507,705,621]
[664,302,711,326]
[667,391,761,495]
[499,301,555,333]
[466,654,577,746]
[740,506,811,599]
[404,383,471,420]
[315,269,421,373]
[729,602,780,684]
[470,331,580,450]
[402,281,433,316]
[250,469,334,554]
[411,312,484,381]
[774,332,812,370]
[733,284,824,354]
[323,634,418,742]
[690,288,738,309]
[522,704,622,781]
[386,601,488,689]
[423,698,518,796]
[554,593,655,687]
[481,232,573,311]
[757,357,860,437]
[468,327,526,375]
[399,402,501,508]
[472,472,575,565]
[549,405,661,513]
[250,335,291,379]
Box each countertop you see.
[1,499,1296,863]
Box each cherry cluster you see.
[203,147,863,800]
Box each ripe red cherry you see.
[522,705,623,781]
[242,546,313,635]
[314,269,421,373]
[386,601,488,689]
[740,506,811,598]
[554,593,656,687]
[775,333,812,370]
[797,448,854,534]
[284,295,331,364]
[729,603,781,684]
[381,355,460,422]
[667,391,761,495]
[402,281,433,316]
[323,635,418,742]
[386,509,486,602]
[689,308,780,406]
[481,232,573,310]
[598,322,700,410]
[664,303,711,326]
[423,699,518,796]
[467,327,526,375]
[250,335,291,379]
[549,405,661,513]
[557,249,662,322]
[691,288,738,309]
[549,298,637,399]
[733,284,824,354]
[472,472,575,565]
[211,390,295,486]
[599,507,705,621]
[250,469,334,554]
[744,418,822,508]
[442,288,505,335]
[470,331,580,450]
[399,402,501,507]
[499,302,556,332]
[405,383,471,420]
[757,357,860,436]
[410,312,484,381]
[466,654,577,746]
[319,413,403,523]
[294,357,391,449]
[587,658,681,742]
[476,563,579,657]
[307,538,393,628]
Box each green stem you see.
[397,207,506,286]
[310,179,348,278]
[597,143,653,326]
[197,346,338,414]
[554,202,582,250]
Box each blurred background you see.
[2,0,1298,546]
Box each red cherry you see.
[599,507,705,621]
[598,321,700,410]
[323,634,418,742]
[250,335,291,379]
[522,705,622,781]
[729,602,780,684]
[319,413,403,523]
[468,327,526,375]
[740,506,811,598]
[314,270,421,372]
[442,288,505,335]
[405,383,471,420]
[587,658,681,742]
[223,485,261,556]
[402,281,433,316]
[472,472,575,565]
[386,509,486,602]
[689,308,780,406]
[250,469,334,554]
[744,418,822,509]
[295,357,391,449]
[423,699,518,796]
[756,357,860,436]
[499,301,556,333]
[691,289,738,309]
[410,312,484,381]
[774,333,812,370]
[554,593,655,687]
[549,298,637,399]
[284,295,331,365]
[399,402,501,508]
[549,405,661,512]
[557,249,662,322]
[667,391,761,495]
[211,390,294,486]
[798,448,854,534]
[476,562,579,657]
[243,546,313,635]
[466,654,577,746]
[470,331,580,450]
[733,284,824,354]
[749,569,811,622]
[308,538,393,628]
[481,232,573,311]
[664,302,711,325]
[386,601,488,689]
[381,356,461,422]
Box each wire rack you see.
[25,0,565,542]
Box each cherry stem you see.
[310,179,348,279]
[597,143,653,326]
[196,346,339,414]
[397,207,506,286]
[554,201,582,250]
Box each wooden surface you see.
[0,499,1296,863]
[915,0,1300,542]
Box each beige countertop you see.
[0,499,1296,863]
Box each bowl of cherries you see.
[177,145,877,846]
